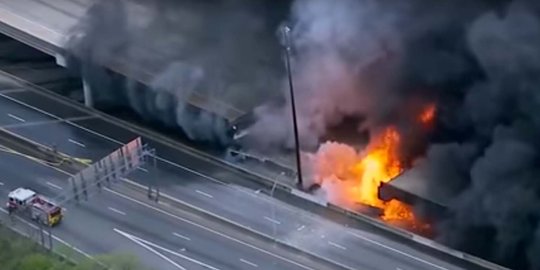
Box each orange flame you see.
[351,127,401,208]
[312,104,438,231]
[419,103,436,124]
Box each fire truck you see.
[6,187,63,227]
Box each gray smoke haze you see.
[65,0,540,268]
[66,0,286,145]
[246,0,406,152]
[249,0,540,269]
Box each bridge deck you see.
[0,0,280,122]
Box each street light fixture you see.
[281,25,304,189]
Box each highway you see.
[0,71,487,270]
[0,1,505,269]
[0,140,342,270]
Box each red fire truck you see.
[6,187,63,227]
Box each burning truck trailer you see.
[379,168,453,225]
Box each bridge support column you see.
[82,79,93,108]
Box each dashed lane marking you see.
[240,258,258,268]
[195,190,214,199]
[68,138,86,148]
[173,232,191,241]
[7,113,25,122]
[46,181,63,190]
[108,207,126,216]
[328,241,347,250]
[264,216,281,225]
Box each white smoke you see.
[246,0,405,151]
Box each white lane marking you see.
[0,92,276,201]
[264,216,281,225]
[115,228,187,270]
[137,167,149,173]
[68,138,86,148]
[0,94,337,270]
[351,232,448,270]
[240,258,258,268]
[0,182,4,186]
[105,188,317,270]
[173,232,191,241]
[46,181,63,190]
[108,207,126,216]
[328,241,347,250]
[115,228,221,270]
[297,225,305,231]
[7,113,25,122]
[195,190,213,199]
[1,115,96,129]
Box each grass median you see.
[0,224,146,270]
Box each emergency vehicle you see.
[6,187,63,226]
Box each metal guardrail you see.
[0,125,351,270]
[0,70,510,269]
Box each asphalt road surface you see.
[0,72,486,270]
[0,145,345,270]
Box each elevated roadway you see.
[0,0,281,122]
[0,69,491,270]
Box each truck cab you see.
[7,187,36,212]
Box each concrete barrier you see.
[326,202,511,270]
[1,72,510,270]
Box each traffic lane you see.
[0,151,192,270]
[128,168,404,270]
[128,167,463,270]
[6,121,119,160]
[0,149,321,270]
[0,152,219,270]
[2,87,272,193]
[0,76,468,269]
[90,187,310,270]
[0,89,118,156]
[0,91,87,123]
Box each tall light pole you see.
[281,25,304,189]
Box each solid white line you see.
[264,216,281,225]
[0,115,97,129]
[351,232,448,270]
[328,241,347,250]
[137,167,149,173]
[116,228,220,270]
[115,228,187,270]
[46,181,63,190]
[195,190,214,199]
[7,113,25,122]
[108,207,126,216]
[104,188,317,270]
[240,258,258,268]
[173,232,191,241]
[0,94,348,269]
[68,138,86,148]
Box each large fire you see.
[311,104,436,232]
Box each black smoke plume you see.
[65,0,288,146]
[64,0,540,268]
[247,0,540,269]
